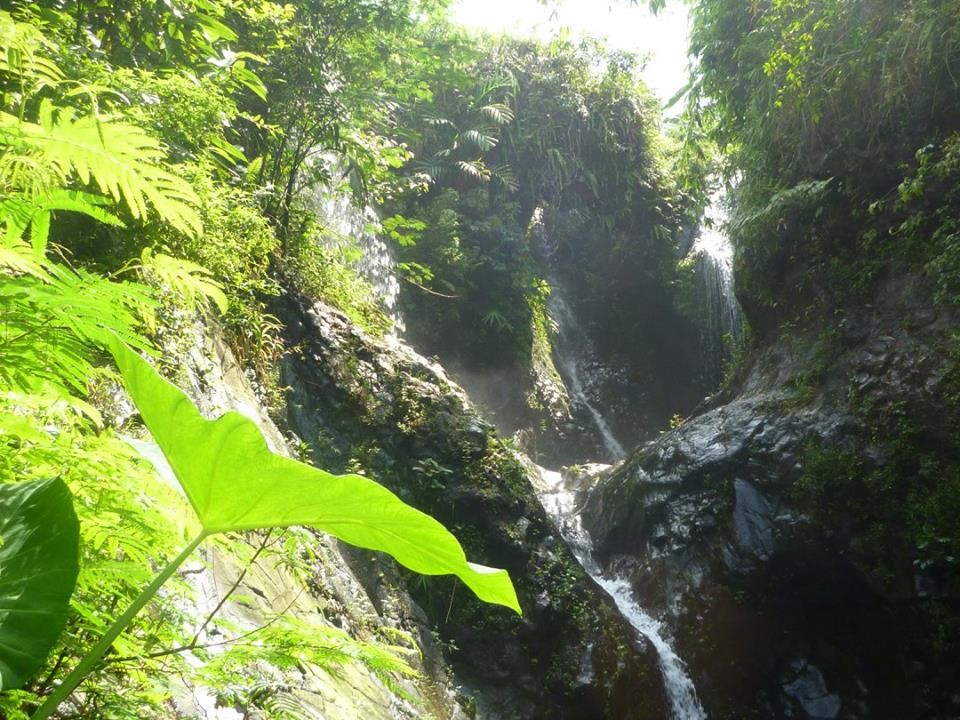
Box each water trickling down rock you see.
[307,159,405,336]
[535,467,707,720]
[548,281,627,462]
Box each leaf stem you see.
[31,531,209,720]
[186,531,272,649]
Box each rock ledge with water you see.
[276,291,670,719]
[581,275,960,719]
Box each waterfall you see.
[536,467,707,720]
[547,282,627,461]
[688,194,743,379]
[307,158,405,335]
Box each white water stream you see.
[548,285,627,461]
[688,192,744,373]
[536,467,707,720]
[307,158,405,336]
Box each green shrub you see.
[95,67,238,162]
[283,218,392,337]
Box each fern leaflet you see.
[1,100,202,236]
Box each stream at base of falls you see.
[535,466,707,720]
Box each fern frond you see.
[0,190,124,258]
[0,265,154,398]
[196,615,416,702]
[0,242,47,277]
[0,147,57,197]
[0,11,64,92]
[44,264,155,348]
[139,247,228,314]
[2,101,202,236]
[481,308,510,330]
[261,690,313,720]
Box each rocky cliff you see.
[275,292,670,719]
[578,274,960,719]
[145,320,470,719]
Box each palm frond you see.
[490,163,519,192]
[461,129,498,151]
[456,159,490,182]
[422,115,457,129]
[479,103,515,125]
[474,77,515,104]
[411,159,448,183]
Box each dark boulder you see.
[580,276,960,719]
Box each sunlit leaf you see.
[106,336,521,614]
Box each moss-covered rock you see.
[581,274,960,719]
[277,292,668,719]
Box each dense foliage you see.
[389,32,684,351]
[383,31,705,440]
[4,0,960,715]
[0,2,525,717]
[687,0,960,331]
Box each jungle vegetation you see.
[1,0,960,716]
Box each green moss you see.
[793,385,960,597]
[783,324,845,406]
[529,282,564,396]
[284,227,392,337]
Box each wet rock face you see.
[782,660,842,720]
[160,320,472,720]
[581,277,960,719]
[276,293,668,720]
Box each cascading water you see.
[547,282,627,461]
[536,467,707,720]
[307,158,405,336]
[687,193,744,378]
[528,198,730,716]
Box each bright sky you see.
[448,0,691,106]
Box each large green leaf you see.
[0,478,80,690]
[106,335,521,614]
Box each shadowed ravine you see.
[337,183,736,716]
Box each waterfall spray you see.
[307,156,405,336]
[687,192,744,380]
